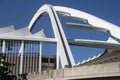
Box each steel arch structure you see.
[28,4,120,69]
[28,4,75,69]
[0,4,120,74]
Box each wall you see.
[27,62,120,80]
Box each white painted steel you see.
[19,41,24,74]
[39,42,42,71]
[2,40,6,53]
[63,23,109,32]
[0,25,15,34]
[68,39,120,49]
[54,6,120,41]
[0,27,31,36]
[1,4,120,72]
[0,36,56,43]
[28,4,75,68]
[28,29,46,38]
[56,7,120,44]
[6,4,120,69]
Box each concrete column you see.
[2,40,6,53]
[19,40,24,74]
[39,42,42,72]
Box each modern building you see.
[0,4,120,79]
[5,55,56,75]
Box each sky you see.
[0,0,120,64]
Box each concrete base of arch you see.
[27,61,120,80]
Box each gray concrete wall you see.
[27,62,120,80]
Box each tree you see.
[0,53,14,80]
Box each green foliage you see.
[0,53,14,80]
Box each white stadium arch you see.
[0,4,120,74]
[28,4,120,68]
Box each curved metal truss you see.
[0,4,120,74]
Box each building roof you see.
[77,49,120,66]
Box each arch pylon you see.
[28,4,75,69]
[28,4,120,69]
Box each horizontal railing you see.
[0,39,56,75]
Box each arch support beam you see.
[28,4,75,68]
[28,4,120,69]
[54,6,120,42]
